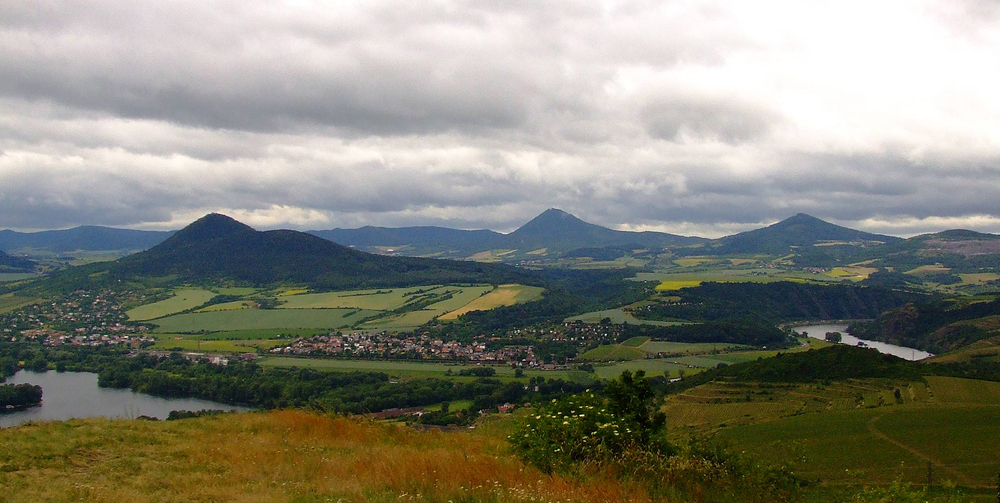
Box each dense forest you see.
[618,319,795,348]
[637,282,927,323]
[0,383,42,410]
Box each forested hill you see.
[703,213,901,255]
[636,281,928,323]
[0,250,35,271]
[503,208,704,251]
[48,214,535,290]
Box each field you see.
[0,294,36,314]
[261,356,597,382]
[0,410,648,503]
[132,285,542,340]
[0,273,39,283]
[126,288,217,321]
[150,308,378,333]
[151,334,288,353]
[578,344,647,361]
[633,269,842,292]
[438,284,545,320]
[565,308,686,326]
[676,376,1000,489]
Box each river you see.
[796,324,933,361]
[1,370,248,428]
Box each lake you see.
[796,324,933,361]
[1,370,248,428]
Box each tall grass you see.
[0,410,653,502]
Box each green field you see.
[127,288,217,321]
[261,357,597,383]
[277,287,442,310]
[151,335,287,353]
[0,273,39,283]
[638,340,743,354]
[0,294,36,314]
[565,308,687,326]
[151,308,379,332]
[578,344,647,361]
[664,376,1000,489]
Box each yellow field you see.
[826,266,877,280]
[655,279,703,291]
[439,284,545,320]
[277,289,309,297]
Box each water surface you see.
[1,370,247,428]
[797,324,933,361]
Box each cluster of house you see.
[1,289,155,347]
[270,331,538,364]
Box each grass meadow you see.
[0,410,651,503]
[126,288,217,321]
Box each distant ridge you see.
[315,208,705,258]
[707,213,902,255]
[102,213,531,289]
[0,226,173,253]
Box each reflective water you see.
[796,324,933,361]
[1,370,247,428]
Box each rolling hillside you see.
[705,213,902,255]
[50,214,534,290]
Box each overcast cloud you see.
[1,0,999,237]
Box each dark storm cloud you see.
[1,0,999,236]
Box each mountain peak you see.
[512,209,590,236]
[170,213,257,243]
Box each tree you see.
[825,332,843,343]
[604,370,665,443]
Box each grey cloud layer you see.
[1,0,999,235]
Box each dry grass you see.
[0,410,653,503]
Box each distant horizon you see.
[2,209,996,241]
[3,2,1000,240]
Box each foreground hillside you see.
[0,410,643,503]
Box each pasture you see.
[126,288,217,321]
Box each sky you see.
[1,0,999,238]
